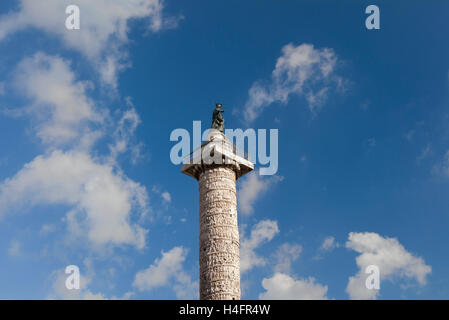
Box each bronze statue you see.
[211,103,225,132]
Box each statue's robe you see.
[211,109,225,132]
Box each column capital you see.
[181,131,254,180]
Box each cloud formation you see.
[0,0,177,87]
[0,150,148,249]
[13,53,103,147]
[258,240,327,299]
[273,243,302,274]
[259,273,328,300]
[48,266,104,300]
[0,53,149,250]
[133,246,198,299]
[242,43,343,122]
[345,232,431,299]
[8,240,21,256]
[0,1,177,299]
[48,259,134,300]
[238,172,283,215]
[240,220,279,273]
[433,150,449,177]
[108,98,143,164]
[320,236,339,252]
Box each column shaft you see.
[198,166,240,300]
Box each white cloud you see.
[417,144,431,161]
[405,129,415,142]
[273,243,302,274]
[8,240,21,256]
[0,0,177,87]
[151,186,172,205]
[256,233,328,299]
[173,271,198,300]
[81,291,108,300]
[40,224,56,235]
[259,272,328,300]
[133,246,198,299]
[240,222,328,299]
[14,53,103,147]
[240,220,279,273]
[46,260,132,300]
[161,192,171,203]
[367,137,376,148]
[0,150,149,249]
[242,43,343,122]
[432,150,449,177]
[134,247,186,289]
[48,268,96,300]
[47,259,103,300]
[0,51,150,251]
[108,99,142,164]
[0,1,174,296]
[345,232,431,300]
[320,236,339,251]
[314,236,340,260]
[238,172,283,215]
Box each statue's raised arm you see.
[211,103,225,132]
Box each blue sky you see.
[0,0,448,299]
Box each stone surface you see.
[199,166,240,300]
[181,130,253,180]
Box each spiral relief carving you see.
[198,166,240,300]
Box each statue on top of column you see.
[211,103,225,132]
